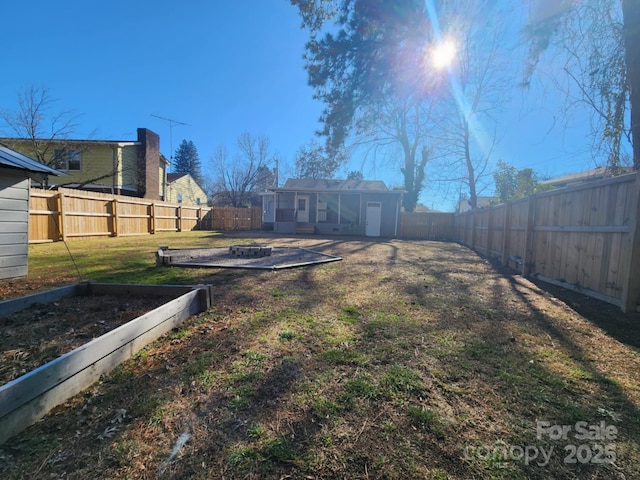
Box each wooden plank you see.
[0,284,86,316]
[0,287,210,444]
[534,273,623,307]
[87,283,202,297]
[621,174,640,311]
[522,196,536,276]
[0,289,200,418]
[532,225,632,233]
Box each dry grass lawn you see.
[0,232,639,479]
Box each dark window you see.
[340,194,360,224]
[53,149,82,171]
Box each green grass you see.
[4,232,639,480]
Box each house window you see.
[340,194,360,224]
[177,193,183,203]
[53,149,82,171]
[196,197,201,206]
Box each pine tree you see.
[172,139,203,184]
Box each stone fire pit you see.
[156,245,341,270]
[228,245,272,257]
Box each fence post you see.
[150,202,155,234]
[501,201,512,267]
[112,198,119,237]
[522,195,536,276]
[487,206,494,258]
[622,173,640,312]
[471,209,477,251]
[177,205,182,232]
[58,191,66,242]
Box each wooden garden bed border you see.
[0,282,212,445]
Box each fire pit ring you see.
[228,245,273,257]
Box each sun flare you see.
[431,39,456,69]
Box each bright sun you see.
[431,39,456,69]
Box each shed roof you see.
[274,178,399,193]
[0,145,61,175]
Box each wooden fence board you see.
[448,173,640,311]
[29,188,263,241]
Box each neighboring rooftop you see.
[539,166,634,187]
[274,178,396,193]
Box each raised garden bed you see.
[0,282,212,445]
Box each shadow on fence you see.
[398,172,640,312]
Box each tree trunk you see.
[623,0,640,169]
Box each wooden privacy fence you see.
[29,188,262,242]
[399,211,455,240]
[454,172,640,312]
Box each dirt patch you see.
[0,294,174,385]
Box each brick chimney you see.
[137,128,161,200]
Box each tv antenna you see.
[151,114,189,161]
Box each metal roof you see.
[274,178,400,193]
[0,145,62,175]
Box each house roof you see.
[274,178,399,193]
[167,172,189,183]
[0,145,61,176]
[539,166,634,187]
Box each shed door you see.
[366,201,382,237]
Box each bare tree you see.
[0,86,83,167]
[431,0,514,209]
[211,132,275,207]
[354,95,440,211]
[523,0,633,170]
[0,85,133,190]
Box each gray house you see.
[0,146,61,280]
[262,178,403,237]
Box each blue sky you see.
[0,1,620,211]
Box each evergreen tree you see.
[173,139,203,184]
[493,161,539,203]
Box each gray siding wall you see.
[0,168,29,279]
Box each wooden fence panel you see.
[154,203,179,232]
[455,212,474,247]
[505,198,530,269]
[399,212,455,240]
[450,173,640,311]
[29,188,263,242]
[60,189,113,239]
[28,190,60,243]
[474,209,489,255]
[488,204,505,259]
[115,198,152,236]
[210,206,261,230]
[527,176,636,306]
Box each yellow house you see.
[1,128,168,200]
[166,173,207,206]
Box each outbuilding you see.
[0,145,61,280]
[263,178,403,237]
